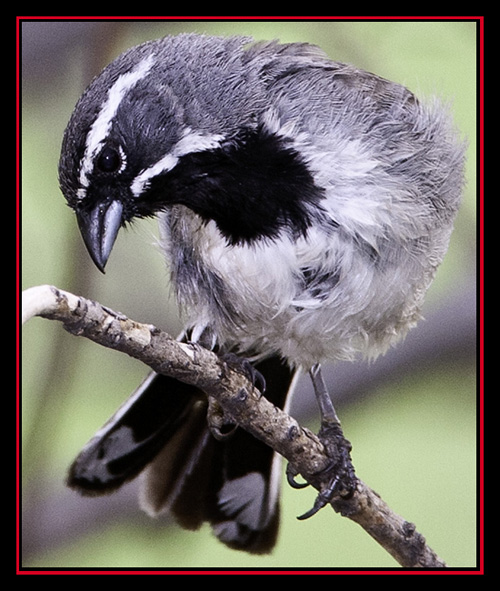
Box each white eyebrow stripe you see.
[77,53,156,197]
[130,153,179,196]
[130,130,225,197]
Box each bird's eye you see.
[97,146,122,173]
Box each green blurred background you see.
[20,19,478,570]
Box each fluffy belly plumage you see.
[160,207,447,369]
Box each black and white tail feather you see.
[68,353,297,553]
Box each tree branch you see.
[21,284,447,568]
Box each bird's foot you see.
[221,352,267,394]
[207,353,266,440]
[288,363,356,519]
[294,419,356,520]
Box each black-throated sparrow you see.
[58,34,465,553]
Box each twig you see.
[21,284,448,568]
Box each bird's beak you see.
[76,200,123,273]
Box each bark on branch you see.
[21,284,447,568]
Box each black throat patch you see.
[146,127,327,245]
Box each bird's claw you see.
[221,352,267,394]
[286,464,309,489]
[290,419,357,520]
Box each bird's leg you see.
[291,363,357,520]
[309,362,341,425]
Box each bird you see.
[58,33,465,554]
